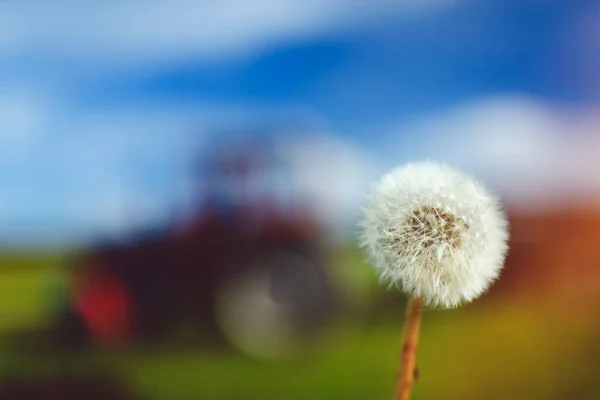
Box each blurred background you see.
[2,0,600,399]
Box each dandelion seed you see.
[359,161,509,308]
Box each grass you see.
[0,252,67,332]
[104,305,586,400]
[113,327,398,400]
[0,250,597,400]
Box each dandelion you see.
[359,161,509,400]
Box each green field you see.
[0,253,67,332]
[0,251,596,400]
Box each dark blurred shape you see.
[49,136,338,355]
[0,371,142,400]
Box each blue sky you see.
[2,0,600,246]
[76,0,595,123]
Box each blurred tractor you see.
[52,138,338,357]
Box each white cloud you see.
[391,95,600,208]
[277,132,379,235]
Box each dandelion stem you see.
[395,295,423,400]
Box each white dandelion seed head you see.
[359,161,509,308]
